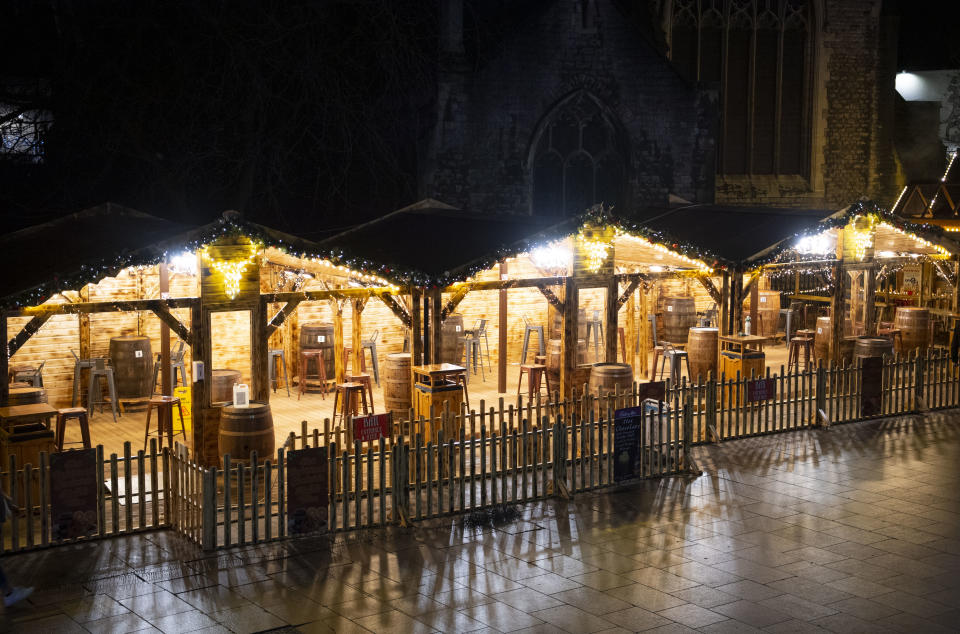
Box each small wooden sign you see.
[861,356,883,416]
[613,406,644,482]
[747,378,776,402]
[353,413,391,444]
[636,381,666,404]
[286,446,328,535]
[50,449,98,541]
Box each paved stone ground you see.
[2,412,959,633]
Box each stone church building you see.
[419,0,900,218]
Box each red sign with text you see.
[353,413,391,443]
[747,378,776,402]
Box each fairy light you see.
[614,230,714,272]
[577,230,612,272]
[200,241,261,299]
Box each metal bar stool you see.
[658,343,691,385]
[521,314,546,364]
[649,314,665,379]
[362,330,380,385]
[12,361,45,388]
[143,395,185,451]
[87,358,120,422]
[462,339,485,383]
[269,349,291,396]
[464,319,491,372]
[585,310,603,362]
[56,407,91,451]
[153,341,187,392]
[71,350,100,407]
[332,382,369,427]
[298,350,327,400]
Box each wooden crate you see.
[719,351,765,381]
[413,381,463,439]
[1,423,56,503]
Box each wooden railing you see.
[2,348,957,553]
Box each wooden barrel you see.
[588,363,633,398]
[8,387,46,406]
[109,335,153,400]
[839,336,858,367]
[854,337,894,363]
[687,327,718,382]
[219,401,275,463]
[212,369,242,403]
[662,296,696,344]
[894,307,930,354]
[814,316,831,362]
[383,353,412,419]
[743,291,781,337]
[441,315,465,364]
[299,323,335,378]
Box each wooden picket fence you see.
[2,347,958,554]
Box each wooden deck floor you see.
[67,344,794,459]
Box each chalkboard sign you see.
[286,446,328,535]
[861,356,883,417]
[50,449,98,541]
[747,378,776,402]
[613,406,644,482]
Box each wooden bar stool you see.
[56,407,91,451]
[343,347,367,373]
[269,349,290,396]
[517,364,551,399]
[346,372,375,413]
[332,382,369,426]
[787,335,814,371]
[143,395,185,451]
[298,350,327,400]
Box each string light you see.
[200,241,261,299]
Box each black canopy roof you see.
[641,205,837,263]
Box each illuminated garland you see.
[200,242,260,299]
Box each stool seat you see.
[56,407,91,451]
[269,349,290,397]
[788,336,814,371]
[521,324,546,364]
[332,382,369,426]
[346,372,375,414]
[143,395,185,451]
[298,350,328,400]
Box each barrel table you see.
[383,353,412,420]
[688,327,718,382]
[110,336,153,400]
[219,401,275,464]
[299,322,335,382]
[814,316,831,363]
[893,307,930,355]
[212,369,242,403]
[662,296,696,344]
[546,338,588,389]
[854,337,894,363]
[8,387,46,406]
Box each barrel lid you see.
[592,363,632,369]
[387,352,411,359]
[111,335,149,341]
[223,401,269,413]
[690,327,718,332]
[895,306,927,312]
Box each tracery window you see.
[531,94,624,217]
[669,0,811,176]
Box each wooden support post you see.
[626,282,637,375]
[190,303,211,455]
[560,277,578,399]
[351,298,365,375]
[750,279,759,334]
[638,286,649,379]
[252,297,269,402]
[830,229,845,363]
[160,261,172,397]
[953,258,960,314]
[720,271,730,335]
[430,287,442,364]
[79,284,91,365]
[422,290,431,364]
[0,311,7,407]
[863,264,877,336]
[730,269,741,334]
[605,278,618,363]
[499,262,507,393]
[333,301,345,384]
[410,288,422,365]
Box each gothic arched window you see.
[531,94,625,217]
[668,0,812,176]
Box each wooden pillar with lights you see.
[625,284,638,375]
[410,288,422,365]
[0,310,8,407]
[830,229,845,362]
[197,233,262,465]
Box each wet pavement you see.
[2,411,959,633]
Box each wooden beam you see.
[422,290,431,364]
[430,287,442,364]
[625,283,637,374]
[190,303,211,457]
[265,299,304,336]
[863,263,877,336]
[750,280,759,335]
[410,288,422,365]
[11,297,198,317]
[830,228,845,363]
[536,284,565,314]
[261,287,399,303]
[0,311,7,407]
[696,275,722,305]
[616,278,642,310]
[160,261,171,399]
[376,293,411,328]
[441,286,470,321]
[352,298,366,375]
[605,280,618,363]
[251,295,269,402]
[149,304,192,346]
[437,271,678,295]
[742,269,761,297]
[560,277,578,399]
[499,262,508,393]
[331,300,346,384]
[7,313,52,357]
[638,287,650,378]
[932,259,956,286]
[720,271,730,335]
